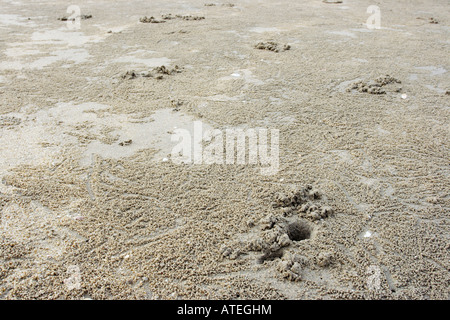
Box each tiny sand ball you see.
[401,94,407,99]
[162,158,169,162]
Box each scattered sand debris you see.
[229,185,333,281]
[141,13,205,22]
[375,75,402,86]
[154,65,182,75]
[161,14,205,21]
[222,185,333,273]
[347,75,402,94]
[166,30,189,34]
[322,0,343,3]
[205,2,234,6]
[298,204,334,222]
[220,245,241,260]
[153,65,182,79]
[429,17,439,24]
[272,185,319,208]
[177,15,205,21]
[316,252,334,267]
[417,17,439,24]
[161,14,177,20]
[58,14,92,21]
[445,90,450,95]
[139,16,166,23]
[118,139,133,146]
[272,185,333,222]
[121,70,138,80]
[0,116,21,128]
[275,252,310,281]
[247,215,312,262]
[121,65,182,80]
[170,99,184,111]
[0,238,32,260]
[254,42,291,52]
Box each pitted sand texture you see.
[0,0,449,300]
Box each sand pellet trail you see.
[0,0,449,299]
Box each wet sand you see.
[0,0,449,299]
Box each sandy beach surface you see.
[0,0,449,299]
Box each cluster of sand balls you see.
[247,214,311,254]
[277,252,310,281]
[140,14,205,23]
[347,75,402,94]
[122,65,182,80]
[139,16,166,23]
[277,251,334,282]
[0,116,21,128]
[254,42,291,53]
[298,203,334,222]
[242,185,334,265]
[224,185,337,281]
[272,185,334,222]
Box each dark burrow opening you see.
[287,221,311,241]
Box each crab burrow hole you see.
[286,220,311,241]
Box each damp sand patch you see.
[0,103,213,177]
[30,29,104,46]
[80,108,212,166]
[0,28,104,70]
[0,48,91,70]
